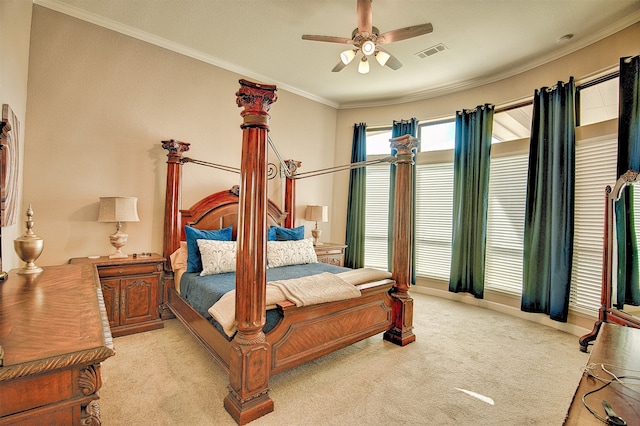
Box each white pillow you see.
[267,238,317,268]
[197,239,237,276]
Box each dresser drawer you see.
[98,263,160,277]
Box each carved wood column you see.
[284,160,301,228]
[224,79,277,425]
[384,134,417,346]
[161,139,190,262]
[160,139,190,319]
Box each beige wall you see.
[0,0,32,271]
[330,22,640,245]
[25,6,337,266]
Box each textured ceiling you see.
[38,0,640,108]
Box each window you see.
[578,77,619,126]
[365,128,392,269]
[418,121,455,152]
[364,162,390,269]
[570,134,618,311]
[493,104,532,143]
[484,148,529,294]
[365,123,454,277]
[415,161,453,280]
[361,72,619,316]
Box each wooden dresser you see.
[314,243,347,267]
[564,322,640,425]
[69,254,164,337]
[0,264,115,425]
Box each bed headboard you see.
[179,185,287,241]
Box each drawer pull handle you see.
[118,269,124,274]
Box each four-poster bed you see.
[161,79,416,424]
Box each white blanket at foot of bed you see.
[209,270,382,337]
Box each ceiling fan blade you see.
[332,61,348,72]
[356,0,373,35]
[377,23,433,44]
[302,34,354,44]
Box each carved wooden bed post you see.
[224,79,278,424]
[161,139,190,319]
[162,139,190,261]
[283,159,301,228]
[384,134,417,346]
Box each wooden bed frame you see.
[161,79,416,424]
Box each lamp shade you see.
[375,50,390,66]
[305,205,328,223]
[358,57,370,74]
[98,197,140,223]
[340,49,356,65]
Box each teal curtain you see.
[345,122,367,268]
[388,118,417,283]
[449,105,494,298]
[522,78,576,322]
[615,55,640,309]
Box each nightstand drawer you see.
[314,243,347,267]
[98,263,160,277]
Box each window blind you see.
[364,163,390,269]
[415,162,454,280]
[570,136,618,312]
[485,152,529,294]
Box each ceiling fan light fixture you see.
[375,50,390,66]
[340,49,357,65]
[361,40,376,56]
[358,57,370,74]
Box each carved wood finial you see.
[162,139,190,156]
[236,79,278,129]
[390,134,419,164]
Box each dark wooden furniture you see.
[314,243,347,267]
[0,264,114,425]
[565,322,640,425]
[579,170,640,352]
[160,79,417,424]
[69,254,164,337]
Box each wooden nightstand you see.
[314,243,347,267]
[69,254,165,337]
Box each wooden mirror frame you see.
[579,169,640,352]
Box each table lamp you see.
[305,205,328,245]
[98,196,139,258]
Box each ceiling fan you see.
[301,0,433,74]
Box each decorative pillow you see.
[267,238,317,268]
[169,241,188,271]
[185,226,233,273]
[267,226,277,241]
[197,239,237,276]
[268,225,305,241]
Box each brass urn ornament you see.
[14,204,44,274]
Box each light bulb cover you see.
[361,40,376,56]
[358,57,370,74]
[340,49,356,65]
[375,50,390,66]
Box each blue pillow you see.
[185,226,233,273]
[269,225,304,241]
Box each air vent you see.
[415,43,447,59]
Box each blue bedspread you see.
[180,262,350,339]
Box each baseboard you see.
[411,284,594,337]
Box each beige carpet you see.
[99,292,588,425]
